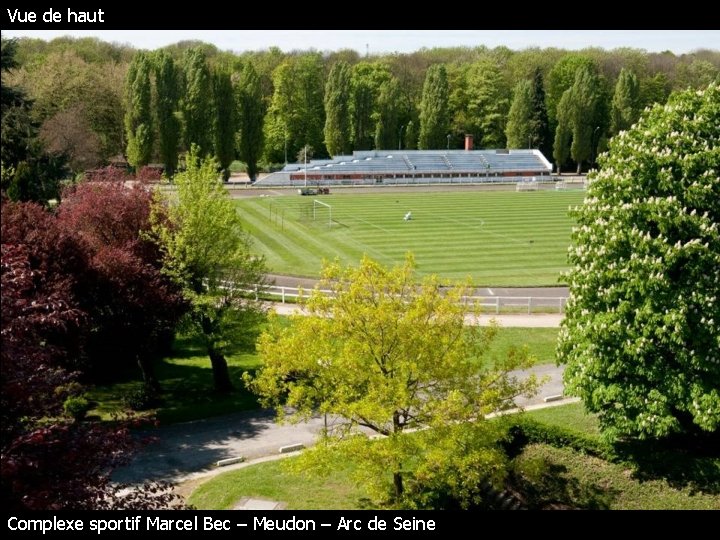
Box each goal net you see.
[313,199,333,227]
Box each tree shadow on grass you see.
[613,431,720,495]
[509,458,617,510]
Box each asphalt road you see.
[113,362,567,486]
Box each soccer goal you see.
[313,199,333,227]
[516,179,539,192]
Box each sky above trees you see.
[3,30,719,55]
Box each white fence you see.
[248,285,567,314]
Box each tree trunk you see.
[208,345,234,393]
[576,160,582,174]
[392,411,404,499]
[393,471,404,499]
[137,355,161,393]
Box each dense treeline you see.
[5,36,719,178]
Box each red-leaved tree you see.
[1,224,180,509]
[56,179,186,388]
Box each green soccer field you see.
[234,189,585,286]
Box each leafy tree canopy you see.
[559,83,720,440]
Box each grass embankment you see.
[188,402,719,510]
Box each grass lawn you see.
[188,458,366,510]
[524,401,601,437]
[513,444,719,510]
[484,327,558,367]
[188,403,719,510]
[88,334,262,424]
[88,325,559,425]
[235,190,585,286]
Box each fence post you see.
[254,285,258,301]
[559,297,563,313]
[496,297,500,315]
[528,297,531,315]
[282,287,285,304]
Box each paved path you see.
[271,302,563,328]
[113,363,568,486]
[114,304,565,485]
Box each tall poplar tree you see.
[553,66,606,173]
[418,64,450,150]
[553,90,572,173]
[235,62,265,182]
[182,48,213,157]
[124,52,153,168]
[610,68,641,135]
[213,69,236,181]
[529,68,551,156]
[350,62,392,150]
[373,78,401,150]
[505,80,533,149]
[154,51,180,176]
[568,67,605,172]
[323,61,351,156]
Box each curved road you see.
[114,363,568,486]
[114,310,567,486]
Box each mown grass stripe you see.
[234,190,584,286]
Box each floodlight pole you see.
[447,133,451,150]
[304,146,307,187]
[398,124,404,150]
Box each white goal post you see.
[313,199,332,227]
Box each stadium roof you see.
[255,149,553,186]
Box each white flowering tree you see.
[558,83,719,440]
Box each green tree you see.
[466,60,509,148]
[558,83,720,440]
[553,90,572,173]
[1,38,34,169]
[182,48,214,156]
[154,51,181,176]
[124,52,153,168]
[404,119,418,150]
[323,61,352,156]
[675,59,719,90]
[152,146,266,392]
[418,64,450,149]
[212,69,236,181]
[529,68,552,157]
[234,62,265,181]
[546,54,595,125]
[350,62,392,150]
[12,49,126,160]
[1,38,64,202]
[373,78,401,150]
[610,68,641,135]
[247,255,538,503]
[639,72,670,110]
[553,67,607,173]
[505,80,533,149]
[568,67,605,172]
[264,54,326,163]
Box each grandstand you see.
[255,148,553,187]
